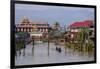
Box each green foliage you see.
[16,40,25,51]
[54,22,60,27]
[42,39,48,43]
[77,27,89,43]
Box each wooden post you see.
[47,28,50,56]
[65,45,66,55]
[23,42,25,56]
[32,39,34,56]
[64,38,67,55]
[48,38,50,56]
[23,48,25,56]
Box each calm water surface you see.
[15,42,94,65]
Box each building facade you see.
[15,17,49,33]
[15,17,50,39]
[67,20,94,40]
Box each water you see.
[15,42,94,65]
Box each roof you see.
[68,20,93,28]
[31,22,48,25]
[16,25,33,28]
[20,16,30,23]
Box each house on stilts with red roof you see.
[67,20,95,42]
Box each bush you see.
[16,40,25,51]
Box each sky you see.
[15,4,94,27]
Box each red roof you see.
[68,20,93,28]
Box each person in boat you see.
[58,47,61,53]
[56,46,58,51]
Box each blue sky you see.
[15,4,94,27]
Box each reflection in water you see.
[15,42,94,65]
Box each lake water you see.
[15,42,94,65]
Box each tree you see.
[53,22,60,30]
[77,27,89,51]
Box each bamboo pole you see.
[32,39,34,56]
[48,38,50,56]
